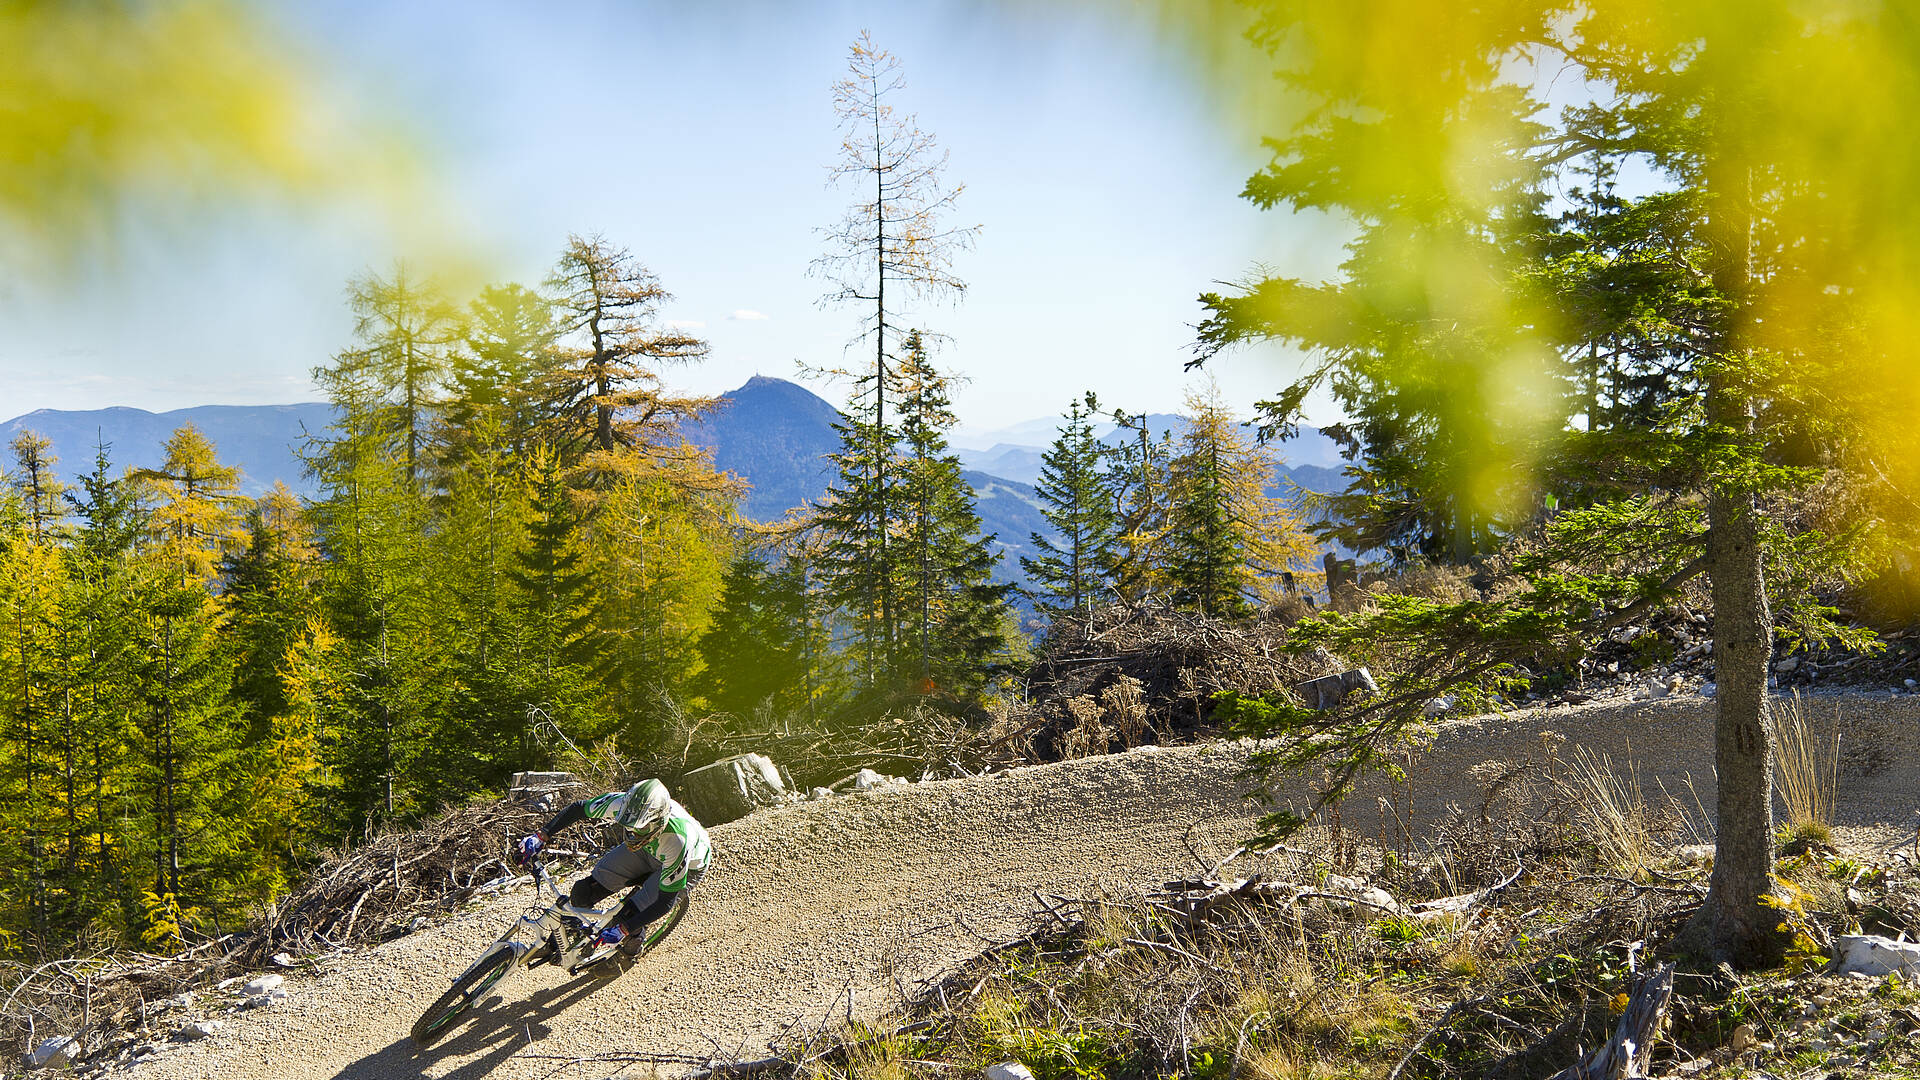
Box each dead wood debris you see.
[1009,600,1330,762]
[2,789,611,1067]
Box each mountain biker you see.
[516,778,710,969]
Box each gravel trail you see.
[133,690,1920,1080]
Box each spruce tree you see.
[814,370,905,690]
[892,333,1010,693]
[1022,394,1121,625]
[693,552,823,721]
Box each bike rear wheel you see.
[410,943,519,1048]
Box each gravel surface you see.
[127,690,1920,1080]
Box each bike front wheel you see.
[411,943,520,1048]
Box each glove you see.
[516,833,545,866]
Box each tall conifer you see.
[1023,394,1121,624]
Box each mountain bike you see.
[409,850,690,1047]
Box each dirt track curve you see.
[135,691,1920,1080]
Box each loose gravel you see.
[126,690,1920,1080]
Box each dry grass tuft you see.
[1555,747,1657,875]
[1771,691,1837,837]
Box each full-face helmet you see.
[616,778,672,838]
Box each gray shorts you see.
[589,844,704,912]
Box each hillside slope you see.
[131,690,1920,1080]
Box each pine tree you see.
[1023,394,1121,624]
[1164,386,1315,616]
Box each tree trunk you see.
[1678,162,1784,967]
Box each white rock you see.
[852,768,903,791]
[240,974,284,996]
[1700,682,1717,697]
[165,991,195,1010]
[986,1063,1036,1080]
[1775,656,1799,673]
[1906,679,1917,689]
[1422,695,1455,717]
[27,1035,76,1069]
[1645,678,1671,700]
[408,915,429,933]
[810,787,833,800]
[175,1020,222,1041]
[270,952,296,968]
[1832,935,1920,978]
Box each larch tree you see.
[1164,385,1315,617]
[1023,393,1122,625]
[1103,409,1175,601]
[0,433,68,932]
[342,263,462,489]
[545,235,717,472]
[451,282,561,459]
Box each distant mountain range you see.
[2,378,1346,593]
[0,403,334,496]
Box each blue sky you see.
[0,1,1346,443]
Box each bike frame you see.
[455,856,623,983]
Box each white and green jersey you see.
[574,790,712,891]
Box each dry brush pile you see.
[996,601,1332,765]
[2,790,617,1070]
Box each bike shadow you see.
[328,973,622,1080]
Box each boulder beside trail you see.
[1293,667,1378,710]
[677,753,790,825]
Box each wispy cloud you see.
[727,309,769,321]
[666,319,707,330]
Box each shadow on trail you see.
[329,973,621,1080]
